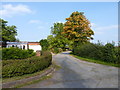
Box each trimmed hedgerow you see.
[2,47,35,60]
[73,42,119,64]
[2,51,52,78]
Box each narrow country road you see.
[23,51,118,88]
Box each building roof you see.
[7,42,28,45]
[28,42,40,45]
[1,41,40,45]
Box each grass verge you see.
[70,54,120,68]
[14,74,52,88]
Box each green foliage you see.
[47,22,73,53]
[47,11,95,53]
[39,39,49,51]
[62,11,94,43]
[2,47,35,60]
[2,51,52,78]
[51,23,64,37]
[51,47,61,54]
[47,35,69,51]
[0,18,17,42]
[0,48,2,60]
[102,43,115,63]
[73,42,119,64]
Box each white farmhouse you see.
[6,42,42,52]
[28,42,42,52]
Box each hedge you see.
[2,47,36,60]
[73,42,120,64]
[2,51,52,78]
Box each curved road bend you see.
[23,51,118,88]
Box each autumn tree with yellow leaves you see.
[62,11,94,45]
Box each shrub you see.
[51,47,59,54]
[73,42,119,64]
[2,51,52,78]
[2,47,35,60]
[102,43,115,63]
[0,48,2,60]
[51,47,63,54]
[39,39,49,51]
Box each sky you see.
[0,2,118,45]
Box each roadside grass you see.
[14,73,52,88]
[70,54,120,68]
[52,61,61,70]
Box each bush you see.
[0,48,2,60]
[53,47,59,53]
[102,43,115,63]
[73,42,119,64]
[2,47,35,60]
[2,51,52,78]
[51,47,63,54]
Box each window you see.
[23,45,25,49]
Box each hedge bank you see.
[2,47,35,60]
[73,42,119,64]
[2,51,52,78]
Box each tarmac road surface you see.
[23,51,118,88]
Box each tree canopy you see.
[47,35,69,50]
[0,19,17,42]
[47,22,71,51]
[51,23,64,37]
[62,11,94,43]
[39,39,49,51]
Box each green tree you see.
[51,22,64,37]
[62,11,94,45]
[48,22,72,51]
[47,35,66,53]
[0,19,17,46]
[47,35,58,49]
[39,39,49,51]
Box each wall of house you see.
[6,42,42,52]
[29,45,42,52]
[21,44,28,50]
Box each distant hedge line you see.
[2,51,52,78]
[2,47,36,60]
[73,42,120,64]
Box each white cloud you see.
[0,4,32,18]
[92,24,118,35]
[29,20,40,24]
